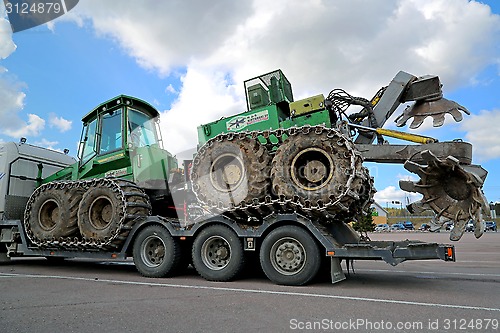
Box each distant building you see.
[371,202,388,225]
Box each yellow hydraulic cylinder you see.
[349,123,437,144]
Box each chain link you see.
[191,125,373,222]
[24,178,151,251]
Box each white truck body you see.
[0,142,75,220]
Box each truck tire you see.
[27,188,80,240]
[260,226,321,286]
[192,224,245,281]
[133,225,181,278]
[191,137,271,208]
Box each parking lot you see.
[0,231,499,333]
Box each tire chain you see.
[191,125,373,222]
[24,178,152,251]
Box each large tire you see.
[133,225,181,278]
[260,226,321,286]
[27,187,82,241]
[78,184,123,240]
[192,224,245,281]
[191,137,271,208]
[77,179,150,244]
[271,129,362,212]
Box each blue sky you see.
[0,0,499,207]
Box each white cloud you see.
[73,0,252,76]
[34,138,59,151]
[4,114,45,138]
[0,8,16,59]
[47,0,500,154]
[165,84,177,94]
[49,114,72,132]
[461,109,500,161]
[374,185,422,206]
[0,67,35,139]
[160,65,244,154]
[396,173,419,182]
[5,113,46,137]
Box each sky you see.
[0,0,499,208]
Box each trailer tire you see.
[192,224,245,281]
[260,226,321,286]
[28,188,80,240]
[133,225,181,278]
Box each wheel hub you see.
[88,196,113,230]
[38,199,59,231]
[291,148,334,191]
[201,236,231,270]
[271,238,306,275]
[222,164,242,186]
[141,235,165,268]
[210,153,245,192]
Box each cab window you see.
[128,108,159,148]
[79,118,97,164]
[99,109,123,154]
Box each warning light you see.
[446,247,453,258]
[111,253,117,259]
[180,237,186,240]
[327,251,335,256]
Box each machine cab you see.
[75,95,178,186]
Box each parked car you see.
[403,221,415,230]
[391,223,405,231]
[444,221,454,231]
[375,224,390,231]
[485,221,497,232]
[465,220,474,232]
[419,223,431,231]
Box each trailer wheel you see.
[28,188,80,240]
[260,226,321,286]
[133,225,181,278]
[192,224,245,281]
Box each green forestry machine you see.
[0,69,488,285]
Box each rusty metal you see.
[356,141,473,165]
[395,97,470,129]
[399,150,488,241]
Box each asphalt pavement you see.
[0,231,499,333]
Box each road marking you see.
[1,272,499,312]
[357,269,500,278]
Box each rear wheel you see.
[271,129,362,212]
[133,225,181,278]
[260,226,321,286]
[78,185,123,240]
[192,224,245,281]
[27,187,81,240]
[77,179,150,245]
[191,137,271,208]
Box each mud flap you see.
[330,257,346,284]
[0,252,11,264]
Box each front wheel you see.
[192,224,245,281]
[133,225,181,278]
[260,226,321,286]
